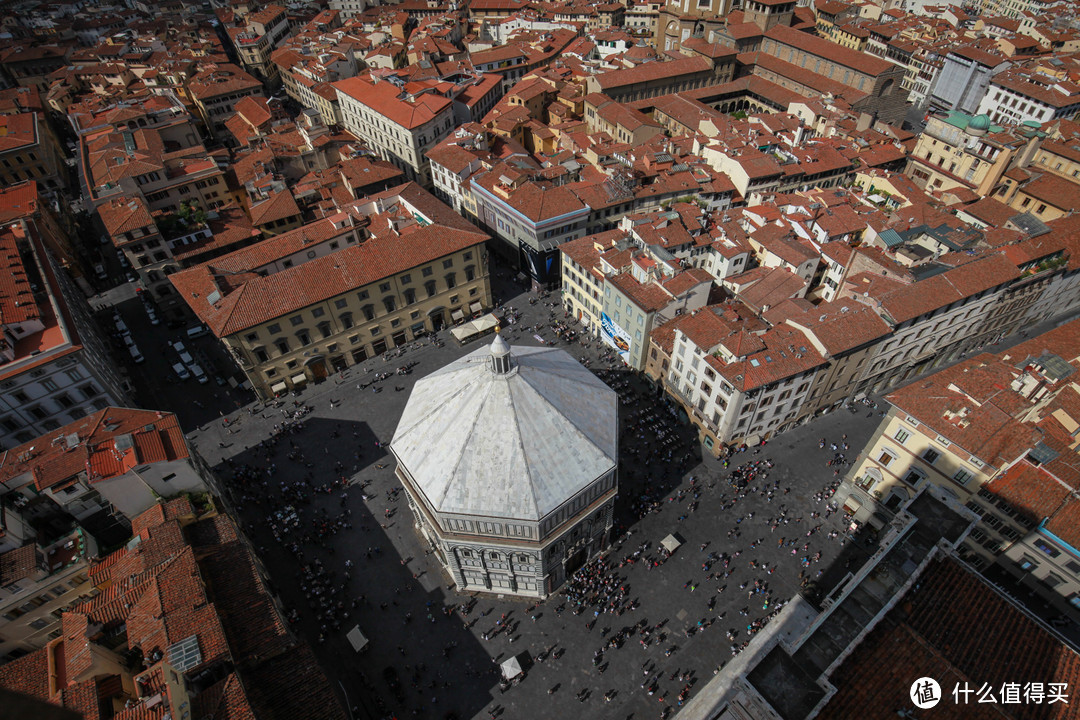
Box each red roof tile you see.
[171,183,488,336]
[824,556,1080,720]
[334,74,451,129]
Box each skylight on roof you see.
[167,634,202,673]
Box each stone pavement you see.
[187,270,889,720]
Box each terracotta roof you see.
[713,321,826,391]
[0,408,190,492]
[849,253,1020,324]
[187,64,262,101]
[334,74,452,129]
[233,94,273,128]
[961,196,1017,227]
[171,183,489,336]
[98,196,154,239]
[765,24,895,76]
[823,556,1080,720]
[729,265,808,314]
[886,356,1038,467]
[0,544,38,587]
[248,189,301,227]
[1017,172,1080,210]
[596,56,713,90]
[769,297,891,354]
[985,460,1071,525]
[0,225,40,326]
[992,70,1080,109]
[0,181,38,225]
[0,113,37,153]
[0,647,50,701]
[608,271,676,313]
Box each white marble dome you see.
[390,337,618,521]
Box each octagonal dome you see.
[390,339,618,522]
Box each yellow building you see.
[171,183,493,397]
[906,111,1028,196]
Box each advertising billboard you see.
[600,311,631,364]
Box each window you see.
[275,339,290,354]
[443,259,454,269]
[245,332,259,342]
[357,290,369,300]
[425,281,437,298]
[1034,539,1061,558]
[290,315,304,326]
[422,266,433,277]
[400,273,411,284]
[379,282,391,293]
[268,323,282,334]
[894,428,910,443]
[362,305,376,321]
[902,468,925,486]
[335,298,349,310]
[312,307,325,318]
[953,469,974,485]
[922,448,941,464]
[383,297,396,313]
[445,273,456,289]
[876,449,897,467]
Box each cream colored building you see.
[905,110,1029,196]
[171,183,492,398]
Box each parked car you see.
[172,362,191,380]
[129,346,145,363]
[189,363,208,384]
[172,341,194,365]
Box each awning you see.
[469,301,483,313]
[500,655,523,680]
[291,373,307,384]
[346,625,368,653]
[744,434,761,447]
[844,497,861,513]
[661,534,682,553]
[270,382,287,394]
[451,314,501,344]
[451,309,465,322]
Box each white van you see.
[172,362,191,380]
[186,325,210,339]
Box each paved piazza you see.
[190,270,885,720]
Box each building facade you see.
[0,184,129,450]
[171,183,493,399]
[335,74,456,188]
